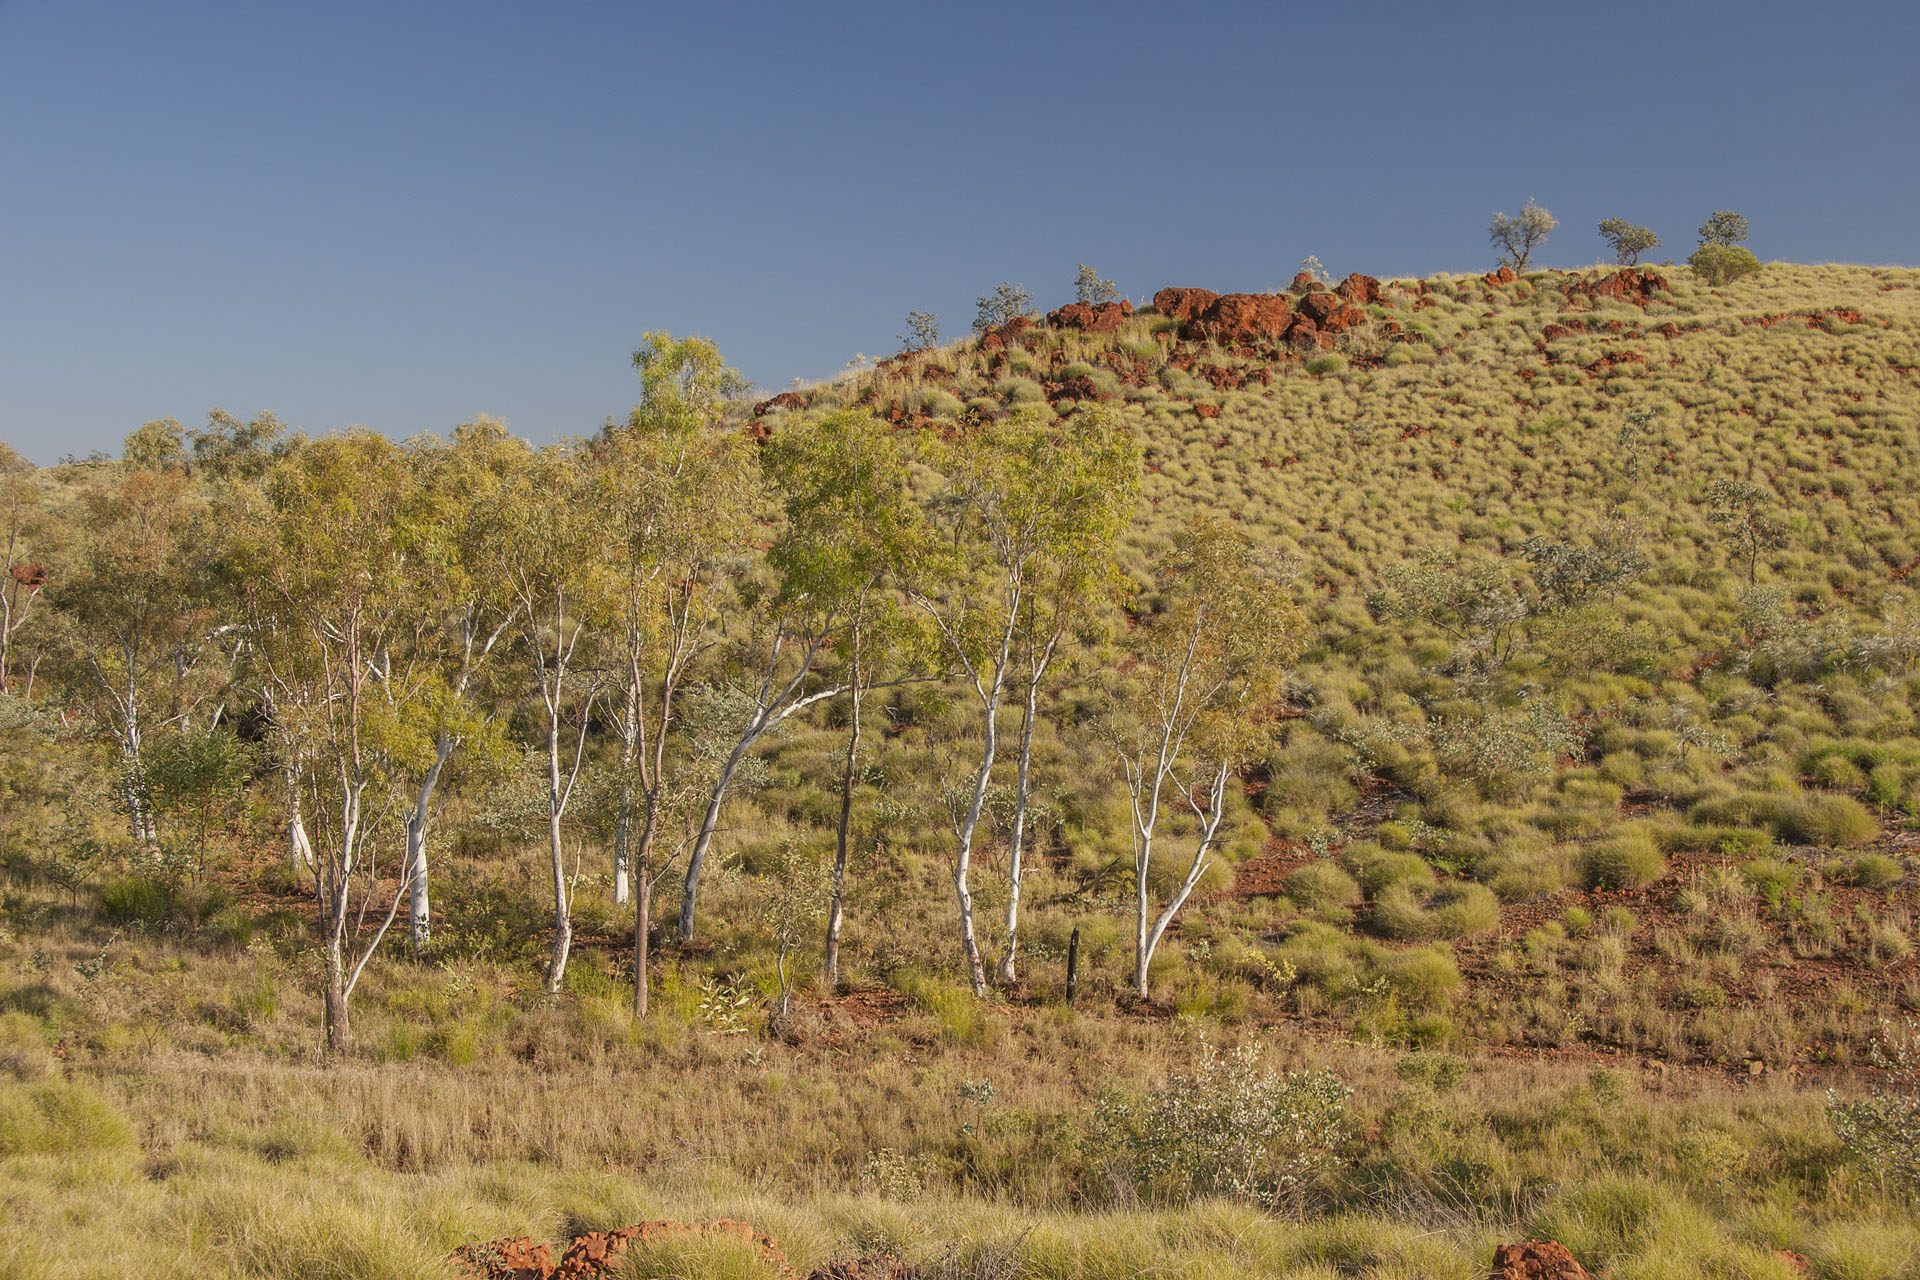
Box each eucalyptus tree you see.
[1109,517,1304,1000]
[590,331,754,1011]
[905,405,1141,996]
[996,407,1138,985]
[46,441,221,845]
[761,409,928,986]
[479,438,608,994]
[388,419,520,949]
[233,429,426,1053]
[0,443,47,697]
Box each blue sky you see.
[3,1,1916,463]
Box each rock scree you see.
[1488,1241,1591,1280]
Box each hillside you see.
[3,261,1920,1278]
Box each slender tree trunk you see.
[953,696,997,997]
[286,760,315,874]
[676,721,761,943]
[631,801,658,1016]
[404,734,453,950]
[544,719,571,994]
[612,780,633,905]
[998,678,1039,986]
[824,656,862,987]
[324,937,349,1054]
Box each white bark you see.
[676,625,846,943]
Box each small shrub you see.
[1689,245,1762,286]
[1285,861,1362,919]
[1091,1039,1351,1208]
[1782,793,1877,847]
[1827,1018,1920,1197]
[1371,880,1499,941]
[1581,827,1667,889]
[1846,853,1904,891]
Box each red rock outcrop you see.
[450,1236,554,1280]
[1563,267,1667,306]
[809,1258,920,1280]
[1288,271,1316,293]
[752,391,806,416]
[1488,1241,1590,1280]
[1151,287,1219,322]
[1296,291,1340,325]
[455,1219,796,1280]
[978,315,1037,352]
[1483,266,1517,286]
[1185,293,1293,343]
[1337,273,1383,305]
[1045,375,1108,404]
[1047,300,1133,332]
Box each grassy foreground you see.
[4,909,1919,1279]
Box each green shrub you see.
[1782,793,1877,847]
[1371,880,1500,941]
[1581,827,1667,890]
[1845,853,1904,891]
[1827,1018,1920,1198]
[1284,861,1362,918]
[1341,843,1433,896]
[1090,1040,1351,1208]
[1689,245,1762,286]
[1741,856,1801,905]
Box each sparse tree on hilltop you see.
[1598,218,1660,266]
[973,282,1037,334]
[1489,201,1556,272]
[1074,263,1120,305]
[899,310,940,353]
[1698,211,1750,247]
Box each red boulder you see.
[1151,287,1219,322]
[1337,273,1383,305]
[1047,300,1133,333]
[1489,1241,1590,1280]
[1185,293,1292,343]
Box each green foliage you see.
[1828,1019,1920,1198]
[1091,1039,1350,1208]
[1697,210,1750,248]
[1598,218,1660,266]
[1690,245,1762,286]
[1580,827,1666,889]
[1370,879,1499,941]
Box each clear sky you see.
[3,0,1916,464]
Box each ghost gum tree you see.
[479,439,609,994]
[904,404,1142,996]
[1109,516,1305,1000]
[0,443,47,697]
[760,409,929,987]
[47,435,222,847]
[389,419,520,949]
[589,332,755,1011]
[233,430,428,1053]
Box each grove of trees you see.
[0,340,1310,1051]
